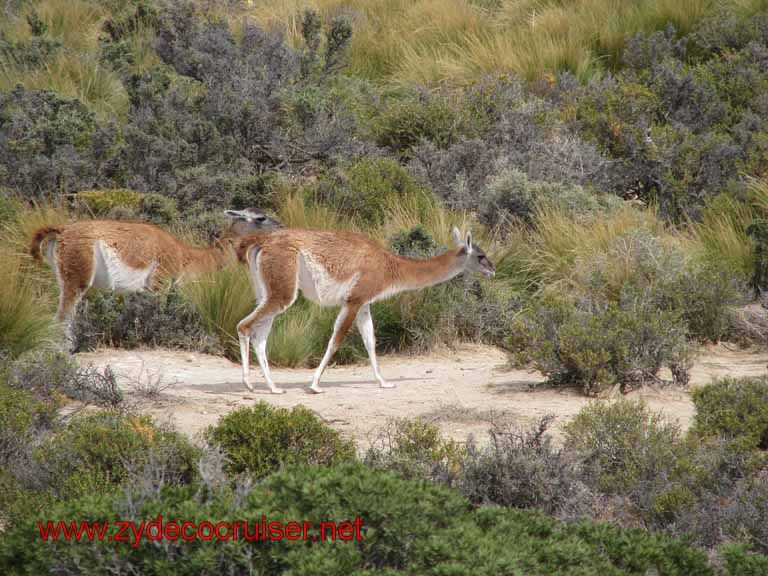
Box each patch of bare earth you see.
[76,343,768,449]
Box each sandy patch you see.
[76,343,768,448]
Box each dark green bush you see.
[318,157,429,224]
[0,464,714,575]
[389,225,438,258]
[205,403,356,477]
[721,544,768,576]
[33,411,199,500]
[690,376,768,451]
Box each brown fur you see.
[234,227,495,393]
[30,210,281,350]
[29,225,65,264]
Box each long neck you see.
[390,249,465,292]
[179,239,233,275]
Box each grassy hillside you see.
[249,0,768,85]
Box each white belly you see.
[297,251,358,306]
[92,241,157,292]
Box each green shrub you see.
[690,376,768,451]
[205,403,356,478]
[478,167,620,231]
[34,411,199,500]
[365,418,465,480]
[389,225,438,258]
[509,292,692,394]
[136,193,179,225]
[0,464,713,575]
[75,188,142,215]
[721,544,768,576]
[372,92,478,156]
[319,157,430,225]
[564,400,684,493]
[0,383,55,466]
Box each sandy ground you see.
[77,343,768,449]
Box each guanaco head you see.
[452,227,495,278]
[224,208,282,236]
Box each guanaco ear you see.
[466,231,473,252]
[452,227,462,246]
[224,209,248,221]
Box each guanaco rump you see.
[235,227,496,394]
[30,208,281,349]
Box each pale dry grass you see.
[248,0,757,85]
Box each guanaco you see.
[234,227,495,394]
[30,208,281,349]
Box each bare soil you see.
[77,343,768,449]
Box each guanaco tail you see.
[30,208,281,350]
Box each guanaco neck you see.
[389,248,466,292]
[178,237,235,274]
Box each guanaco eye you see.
[255,216,266,222]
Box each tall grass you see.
[0,0,129,117]
[0,247,56,358]
[180,265,255,360]
[496,205,669,291]
[686,195,755,280]
[249,0,760,86]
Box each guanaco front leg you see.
[309,303,360,394]
[355,304,393,388]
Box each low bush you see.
[371,89,480,157]
[4,350,123,409]
[721,545,768,576]
[564,400,684,494]
[317,157,431,225]
[205,403,356,478]
[509,292,692,394]
[365,418,464,482]
[460,416,583,513]
[75,188,142,216]
[33,411,199,500]
[477,167,621,232]
[0,464,716,575]
[74,284,219,354]
[0,383,55,467]
[690,376,768,451]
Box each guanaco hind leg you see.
[238,248,298,394]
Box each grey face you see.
[224,208,282,236]
[453,228,495,278]
[467,245,496,278]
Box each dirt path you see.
[77,344,768,448]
